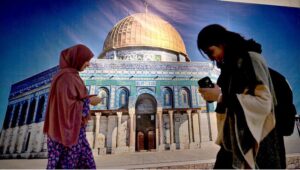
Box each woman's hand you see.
[89,96,101,106]
[198,84,222,102]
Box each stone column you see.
[0,129,4,149]
[27,123,38,154]
[19,99,31,153]
[32,97,40,124]
[0,129,6,155]
[116,112,122,150]
[168,110,176,151]
[17,100,30,153]
[157,109,165,151]
[33,95,48,154]
[187,109,197,149]
[93,112,101,155]
[187,109,193,143]
[16,104,23,127]
[3,105,15,154]
[2,129,12,154]
[26,96,39,153]
[197,109,202,145]
[10,103,23,153]
[8,105,16,128]
[129,108,135,152]
[41,94,49,120]
[206,103,212,141]
[0,130,5,154]
[33,121,45,153]
[155,113,159,151]
[42,134,47,152]
[23,99,31,126]
[192,112,201,149]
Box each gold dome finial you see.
[144,1,149,13]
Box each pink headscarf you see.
[43,44,93,147]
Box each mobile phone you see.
[198,76,214,88]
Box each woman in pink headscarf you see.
[43,44,101,169]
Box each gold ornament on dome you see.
[102,12,188,60]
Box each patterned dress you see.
[46,99,96,169]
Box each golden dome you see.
[101,12,188,60]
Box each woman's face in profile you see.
[80,60,90,71]
[205,45,224,62]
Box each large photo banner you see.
[0,0,299,157]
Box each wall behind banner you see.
[0,0,299,130]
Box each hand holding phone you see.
[198,76,214,88]
[198,77,220,103]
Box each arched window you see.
[98,88,109,108]
[163,87,173,107]
[180,88,191,108]
[183,91,188,103]
[118,88,129,109]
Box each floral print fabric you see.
[46,98,96,169]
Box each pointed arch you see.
[180,87,191,108]
[117,87,129,109]
[162,87,173,108]
[135,93,157,114]
[98,87,109,109]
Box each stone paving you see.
[0,126,299,169]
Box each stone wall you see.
[287,154,300,169]
[149,154,300,169]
